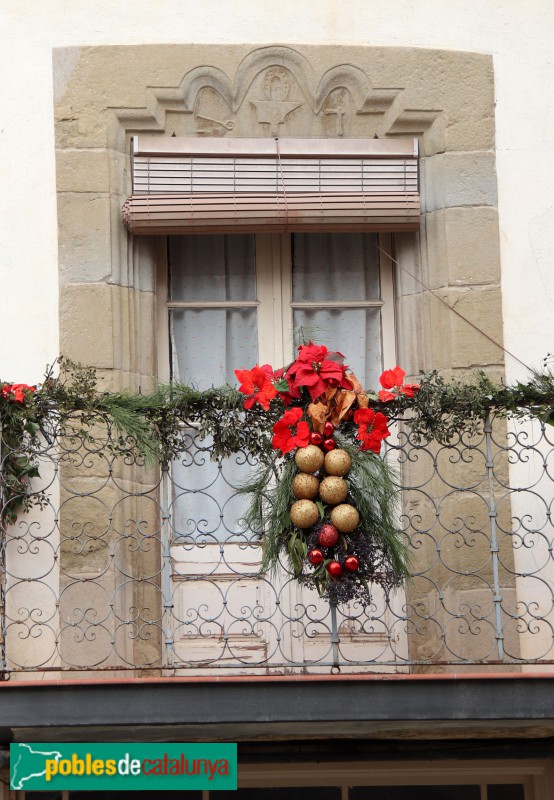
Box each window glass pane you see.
[170,307,258,388]
[292,232,380,302]
[215,789,341,800]
[169,285,258,543]
[169,234,256,302]
[171,437,256,543]
[350,787,480,800]
[70,793,202,800]
[488,785,525,800]
[26,794,62,800]
[293,307,382,389]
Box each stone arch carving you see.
[314,63,373,112]
[175,44,433,140]
[232,45,317,111]
[113,44,443,148]
[182,65,234,112]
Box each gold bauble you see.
[330,503,360,533]
[292,473,320,500]
[319,476,348,505]
[290,499,320,529]
[295,445,325,474]
[324,448,352,477]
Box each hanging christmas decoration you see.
[324,448,352,476]
[330,503,360,533]
[295,444,325,473]
[236,341,413,604]
[318,523,340,548]
[319,476,348,505]
[292,473,320,500]
[290,498,320,529]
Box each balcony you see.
[2,410,554,680]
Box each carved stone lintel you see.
[114,46,445,145]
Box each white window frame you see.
[157,232,397,384]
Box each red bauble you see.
[318,524,339,548]
[323,421,335,438]
[323,438,336,452]
[308,548,324,565]
[344,555,360,572]
[310,431,323,447]
[326,560,343,578]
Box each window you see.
[162,231,395,390]
[158,231,395,543]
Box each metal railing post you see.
[161,464,175,670]
[0,418,7,678]
[330,601,341,671]
[484,412,505,661]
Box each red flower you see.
[353,407,390,454]
[272,407,310,454]
[378,366,420,402]
[286,342,352,402]
[1,383,35,403]
[377,389,397,402]
[235,365,277,410]
[271,367,301,405]
[399,383,420,398]
[380,366,406,390]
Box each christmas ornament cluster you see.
[236,342,415,603]
[292,437,359,572]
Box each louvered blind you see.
[122,136,420,235]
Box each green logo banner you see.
[10,742,237,791]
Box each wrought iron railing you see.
[1,412,554,678]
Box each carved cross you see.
[324,105,346,136]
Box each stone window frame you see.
[54,43,503,393]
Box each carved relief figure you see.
[249,67,303,136]
[321,87,353,137]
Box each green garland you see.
[2,358,554,542]
[397,369,554,443]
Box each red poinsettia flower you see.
[272,407,310,454]
[286,342,352,402]
[378,366,420,402]
[271,367,301,405]
[1,383,35,403]
[353,407,390,454]
[235,365,278,410]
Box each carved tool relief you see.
[194,87,236,135]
